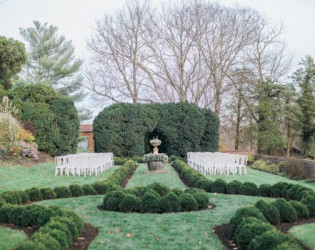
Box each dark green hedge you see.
[8,84,79,156]
[94,102,219,157]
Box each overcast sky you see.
[0,0,314,118]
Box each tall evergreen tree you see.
[294,56,315,156]
[0,36,26,90]
[19,21,91,120]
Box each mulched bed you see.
[0,223,99,250]
[174,170,190,187]
[213,218,315,250]
[120,165,138,188]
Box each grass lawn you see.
[126,163,186,189]
[0,227,27,250]
[205,167,315,190]
[0,163,120,194]
[289,223,315,250]
[37,193,270,250]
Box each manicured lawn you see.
[289,223,315,250]
[38,193,270,250]
[0,226,27,250]
[204,167,315,190]
[0,163,120,194]
[126,163,186,189]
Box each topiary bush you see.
[227,180,242,194]
[82,184,98,195]
[8,206,25,225]
[26,187,43,202]
[160,192,181,213]
[148,182,170,197]
[271,199,297,223]
[114,157,129,165]
[238,182,257,196]
[210,179,227,193]
[92,181,114,195]
[69,185,84,197]
[140,189,161,213]
[179,193,198,211]
[0,191,22,204]
[31,232,61,250]
[301,194,315,217]
[256,184,272,197]
[172,188,183,197]
[289,200,310,219]
[270,182,288,198]
[53,186,72,198]
[40,188,57,200]
[38,228,68,250]
[254,200,280,225]
[16,190,30,204]
[119,194,141,212]
[104,190,126,211]
[184,188,209,209]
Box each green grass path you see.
[289,223,315,250]
[0,227,27,250]
[38,193,270,250]
[0,163,120,194]
[126,163,186,189]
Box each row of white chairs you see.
[54,153,114,176]
[187,152,248,175]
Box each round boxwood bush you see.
[50,216,79,240]
[38,228,68,250]
[196,179,211,192]
[249,230,295,250]
[227,180,242,194]
[0,191,22,204]
[281,183,295,199]
[271,242,302,250]
[210,179,227,193]
[238,182,257,196]
[148,182,170,197]
[184,188,209,209]
[15,240,47,250]
[160,192,181,213]
[69,185,84,197]
[270,182,288,198]
[301,194,315,217]
[104,190,126,211]
[254,200,280,225]
[140,189,161,213]
[289,200,309,219]
[170,188,182,197]
[16,190,30,203]
[8,206,25,225]
[53,186,72,198]
[235,217,273,250]
[32,232,61,250]
[119,194,140,212]
[0,204,13,223]
[271,199,297,223]
[82,184,98,195]
[179,193,198,211]
[26,187,43,202]
[40,188,57,200]
[286,185,304,201]
[256,184,272,197]
[92,181,114,194]
[45,221,72,246]
[228,206,267,239]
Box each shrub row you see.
[114,156,145,165]
[172,159,315,216]
[102,182,209,213]
[228,205,302,250]
[0,160,136,205]
[0,203,83,250]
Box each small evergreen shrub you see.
[0,191,22,204]
[69,185,84,197]
[32,232,61,250]
[40,188,57,200]
[26,187,43,202]
[148,182,170,197]
[254,200,280,225]
[184,188,209,209]
[92,181,114,194]
[238,182,257,196]
[271,199,297,223]
[8,206,24,225]
[140,189,161,213]
[270,182,288,198]
[228,206,267,239]
[82,184,98,195]
[119,194,140,212]
[16,190,30,203]
[179,193,198,211]
[286,185,305,200]
[256,184,272,197]
[38,228,68,250]
[0,204,13,223]
[160,192,181,213]
[235,217,273,250]
[271,242,302,250]
[227,180,242,194]
[50,216,79,241]
[281,184,295,199]
[104,190,126,211]
[53,186,72,198]
[210,179,227,193]
[171,188,183,197]
[248,230,295,250]
[45,221,72,246]
[301,195,315,217]
[114,157,129,165]
[15,240,47,250]
[289,200,310,219]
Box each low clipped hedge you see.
[101,183,209,213]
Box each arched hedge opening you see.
[94,102,219,157]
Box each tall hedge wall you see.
[8,84,79,156]
[94,102,219,157]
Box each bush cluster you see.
[102,182,209,213]
[94,102,219,157]
[251,160,281,175]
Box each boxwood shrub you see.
[254,200,280,225]
[53,186,72,198]
[160,192,181,213]
[148,182,170,197]
[140,189,161,213]
[69,185,84,197]
[119,194,140,212]
[301,194,315,217]
[179,193,198,211]
[82,184,98,195]
[184,188,209,209]
[271,199,297,223]
[238,182,257,196]
[227,180,242,194]
[104,190,126,211]
[40,188,57,200]
[256,184,272,197]
[289,200,310,219]
[210,179,227,193]
[270,182,288,198]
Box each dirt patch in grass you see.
[214,218,315,250]
[0,222,37,236]
[120,165,138,188]
[70,224,99,250]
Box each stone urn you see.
[143,137,168,171]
